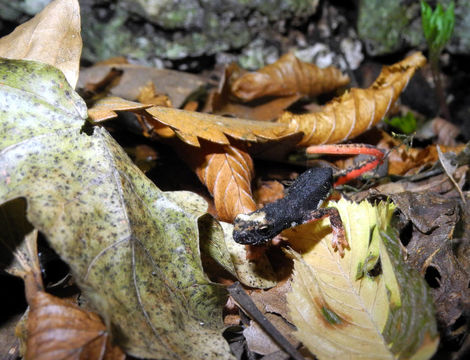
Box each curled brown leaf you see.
[230,52,350,101]
[26,291,125,360]
[278,52,427,146]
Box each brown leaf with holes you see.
[0,0,82,88]
[87,96,152,123]
[230,53,350,101]
[278,52,427,146]
[178,142,256,221]
[26,291,125,360]
[145,106,295,147]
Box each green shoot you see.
[421,1,455,64]
[420,1,455,120]
[384,112,417,135]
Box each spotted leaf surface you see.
[0,58,233,359]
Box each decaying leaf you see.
[230,53,350,101]
[87,96,152,123]
[0,58,233,359]
[146,106,295,147]
[377,131,466,176]
[78,64,206,108]
[0,0,82,88]
[390,192,470,335]
[284,199,439,360]
[278,52,427,146]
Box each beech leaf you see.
[174,141,257,222]
[0,58,233,359]
[279,52,427,146]
[284,199,439,360]
[0,0,82,88]
[145,106,295,147]
[230,53,350,101]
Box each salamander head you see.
[232,211,275,246]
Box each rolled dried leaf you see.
[278,52,427,146]
[231,53,350,101]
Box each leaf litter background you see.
[0,1,469,359]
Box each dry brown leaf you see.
[87,96,152,123]
[137,81,173,107]
[0,0,82,88]
[146,106,295,147]
[230,53,350,101]
[26,291,125,360]
[209,63,301,121]
[178,142,256,221]
[278,52,427,146]
[78,64,206,108]
[377,131,466,175]
[197,145,256,221]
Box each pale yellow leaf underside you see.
[284,200,394,360]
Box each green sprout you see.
[384,112,417,135]
[421,1,455,120]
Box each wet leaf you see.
[26,291,125,360]
[230,53,349,101]
[278,52,427,146]
[284,199,439,360]
[0,0,82,88]
[0,58,233,359]
[146,106,295,147]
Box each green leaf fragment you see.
[0,58,233,359]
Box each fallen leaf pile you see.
[1,0,469,359]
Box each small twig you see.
[227,282,305,360]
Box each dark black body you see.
[233,167,334,245]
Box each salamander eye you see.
[257,225,270,235]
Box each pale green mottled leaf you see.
[284,199,439,360]
[0,58,233,359]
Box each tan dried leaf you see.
[87,96,152,123]
[180,142,256,221]
[0,0,82,88]
[146,106,294,147]
[210,63,301,121]
[26,291,125,360]
[137,81,173,107]
[231,53,350,101]
[278,52,427,146]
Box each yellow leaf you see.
[284,199,439,360]
[0,0,82,88]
